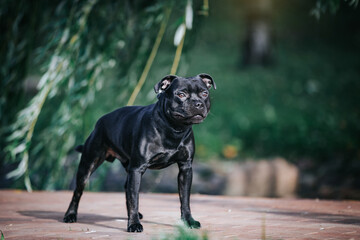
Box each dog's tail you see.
[75,145,84,153]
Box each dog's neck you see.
[154,96,193,134]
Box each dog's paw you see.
[138,212,143,219]
[183,217,201,229]
[127,223,143,232]
[63,213,77,223]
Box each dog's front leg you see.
[178,163,201,229]
[126,170,143,232]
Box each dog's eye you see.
[177,92,186,98]
[201,91,208,98]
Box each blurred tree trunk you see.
[242,0,273,67]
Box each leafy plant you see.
[2,0,207,191]
[156,225,208,240]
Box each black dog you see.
[63,73,216,232]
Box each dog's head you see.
[154,73,216,125]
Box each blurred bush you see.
[1,0,359,198]
[1,0,202,190]
[187,0,360,198]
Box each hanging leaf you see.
[185,0,193,30]
[174,23,186,46]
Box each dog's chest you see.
[147,145,188,170]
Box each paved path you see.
[0,190,359,239]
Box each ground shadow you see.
[19,210,120,223]
[18,210,174,231]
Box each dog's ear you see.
[154,75,178,94]
[198,73,216,90]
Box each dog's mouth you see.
[190,114,205,121]
[172,113,206,124]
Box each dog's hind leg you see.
[63,131,106,223]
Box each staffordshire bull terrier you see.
[63,73,216,232]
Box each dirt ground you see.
[0,190,359,239]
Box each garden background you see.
[1,0,359,199]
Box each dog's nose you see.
[194,101,204,109]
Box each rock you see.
[100,158,298,198]
[220,158,298,197]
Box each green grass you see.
[154,225,208,240]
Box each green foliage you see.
[2,0,359,192]
[185,0,360,167]
[1,0,200,190]
[311,0,358,19]
[156,225,208,240]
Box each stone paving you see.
[0,190,359,239]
